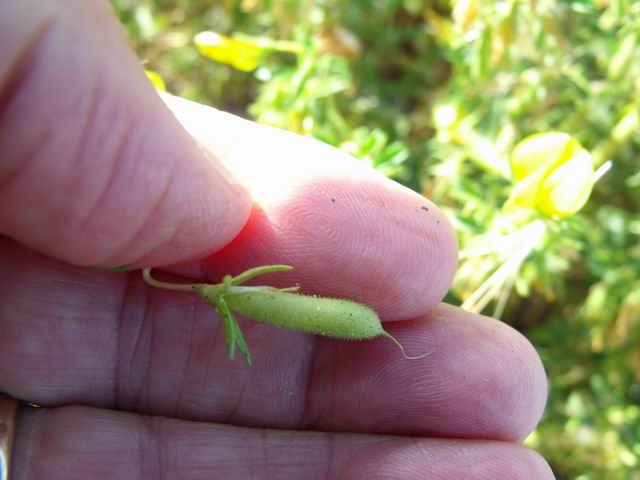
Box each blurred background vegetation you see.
[111,0,639,477]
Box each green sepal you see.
[230,315,252,365]
[230,264,293,286]
[196,286,253,365]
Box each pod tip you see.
[382,331,432,360]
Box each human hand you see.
[0,1,553,478]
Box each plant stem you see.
[142,268,198,292]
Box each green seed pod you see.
[222,290,385,340]
[144,266,429,363]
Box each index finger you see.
[164,96,458,320]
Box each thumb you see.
[0,0,251,267]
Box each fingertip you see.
[159,98,459,317]
[304,304,548,441]
[407,304,548,441]
[421,305,549,441]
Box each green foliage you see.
[113,0,640,477]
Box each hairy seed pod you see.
[221,290,385,340]
[145,268,429,361]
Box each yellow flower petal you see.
[511,132,576,180]
[145,69,166,92]
[194,31,263,72]
[508,172,545,208]
[536,150,594,218]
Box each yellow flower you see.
[194,32,264,72]
[144,69,166,92]
[508,132,594,218]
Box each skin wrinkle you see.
[136,416,147,480]
[264,333,312,426]
[112,272,132,409]
[327,343,341,431]
[0,14,54,123]
[7,292,78,318]
[123,278,152,412]
[31,58,104,233]
[4,277,106,403]
[183,311,229,418]
[0,121,51,194]
[300,343,349,431]
[74,104,132,238]
[222,350,253,425]
[139,415,163,480]
[143,290,176,417]
[199,306,221,405]
[174,299,197,419]
[102,160,178,265]
[259,428,268,478]
[136,285,155,414]
[411,437,435,477]
[69,64,102,192]
[299,335,319,431]
[33,276,109,314]
[324,431,336,480]
[150,292,258,422]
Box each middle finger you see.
[0,243,546,442]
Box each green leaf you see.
[215,295,253,365]
[216,296,238,359]
[230,319,252,365]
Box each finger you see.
[0,0,251,267]
[162,95,458,320]
[0,241,546,441]
[12,405,554,480]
